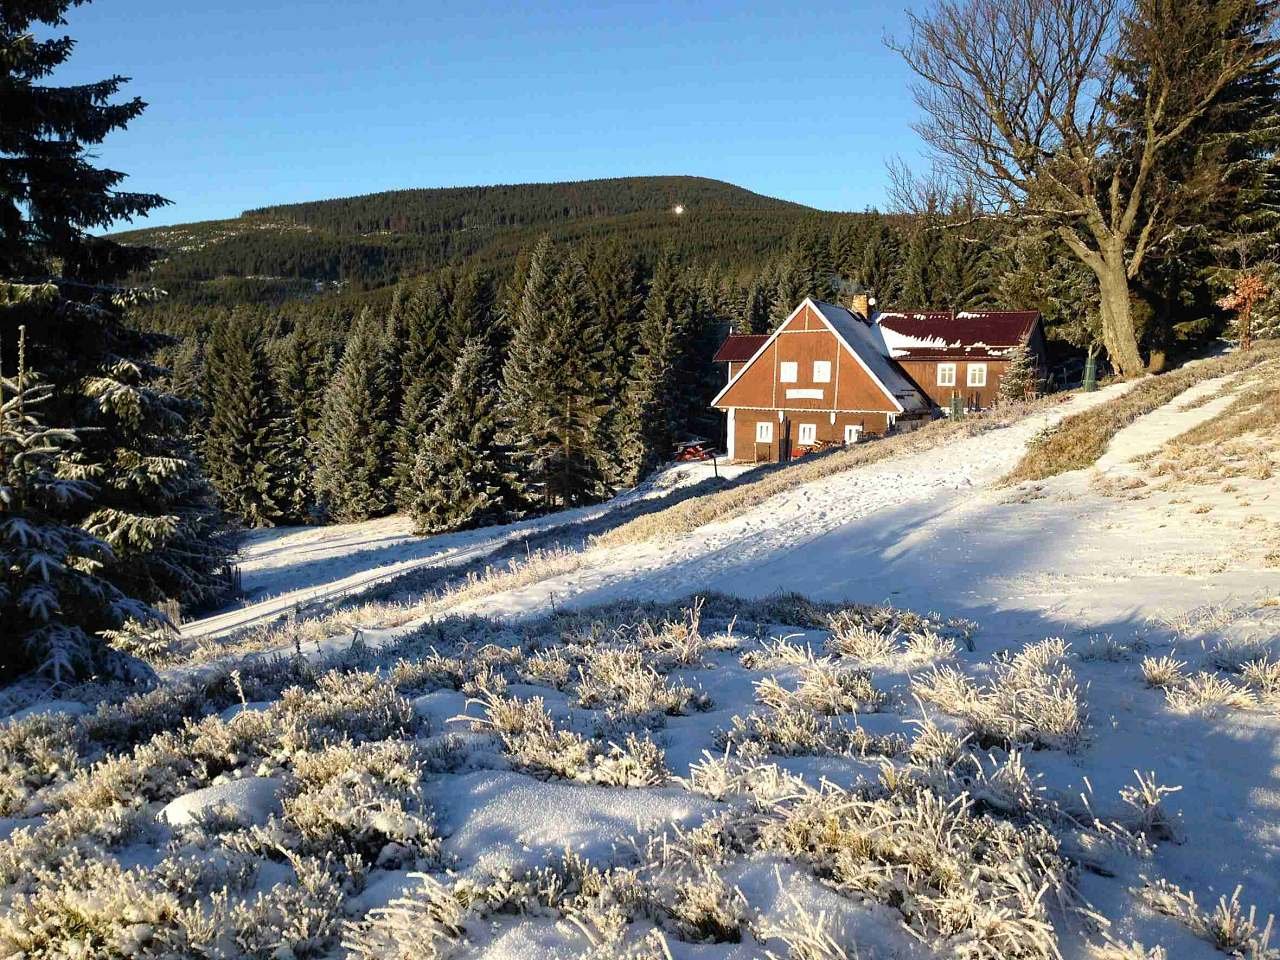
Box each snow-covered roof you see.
[873,310,1040,360]
[808,300,931,412]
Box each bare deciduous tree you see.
[892,0,1274,375]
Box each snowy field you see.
[3,368,1279,960]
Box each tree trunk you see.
[1094,253,1145,378]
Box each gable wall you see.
[714,304,897,413]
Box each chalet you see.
[711,298,931,463]
[875,310,1047,411]
[712,297,1046,463]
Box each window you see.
[812,360,831,383]
[755,421,773,443]
[798,423,817,445]
[937,363,957,387]
[967,363,988,387]
[844,424,862,445]
[779,361,798,383]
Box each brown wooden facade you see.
[712,301,926,463]
[896,357,1012,410]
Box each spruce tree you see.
[583,243,645,489]
[2,3,232,627]
[314,311,396,522]
[899,226,943,306]
[202,317,286,527]
[1,1,167,281]
[998,342,1040,402]
[270,327,332,519]
[498,236,559,506]
[618,254,695,484]
[859,221,903,307]
[1,327,158,682]
[404,337,516,534]
[393,277,455,500]
[77,343,232,610]
[532,255,610,507]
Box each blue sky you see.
[57,1,927,228]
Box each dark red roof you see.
[713,333,768,363]
[875,310,1040,360]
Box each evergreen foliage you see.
[618,254,697,484]
[393,277,455,497]
[313,312,396,522]
[202,318,288,528]
[0,0,168,281]
[404,337,516,534]
[0,327,158,682]
[998,342,1040,402]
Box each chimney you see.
[850,291,871,320]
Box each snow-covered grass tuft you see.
[1163,671,1256,715]
[1138,879,1278,959]
[912,638,1086,750]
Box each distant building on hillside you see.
[711,296,1046,463]
[874,309,1047,411]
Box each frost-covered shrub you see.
[0,856,182,959]
[1138,878,1277,959]
[1243,657,1280,699]
[472,692,595,779]
[1140,655,1187,689]
[1206,635,1274,673]
[275,670,418,745]
[739,635,816,670]
[591,733,669,787]
[238,740,438,867]
[912,639,1085,750]
[575,648,711,726]
[825,618,897,661]
[907,720,967,767]
[343,871,467,960]
[757,777,1068,959]
[718,705,904,759]
[665,865,748,942]
[1163,672,1256,715]
[0,804,152,888]
[0,712,82,816]
[1118,771,1182,842]
[754,663,885,715]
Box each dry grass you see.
[1005,344,1280,484]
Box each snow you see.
[430,770,718,876]
[13,364,1279,959]
[158,776,284,828]
[181,459,754,641]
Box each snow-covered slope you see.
[5,369,1279,960]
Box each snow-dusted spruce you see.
[403,336,518,535]
[617,251,697,486]
[313,310,398,523]
[999,340,1041,402]
[0,329,159,683]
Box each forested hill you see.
[114,175,848,306]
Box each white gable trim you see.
[711,298,906,413]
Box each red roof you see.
[712,333,768,363]
[874,310,1040,360]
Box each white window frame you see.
[967,363,988,387]
[843,424,862,445]
[812,360,831,383]
[779,361,798,383]
[797,423,817,445]
[937,363,957,387]
[755,421,773,443]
